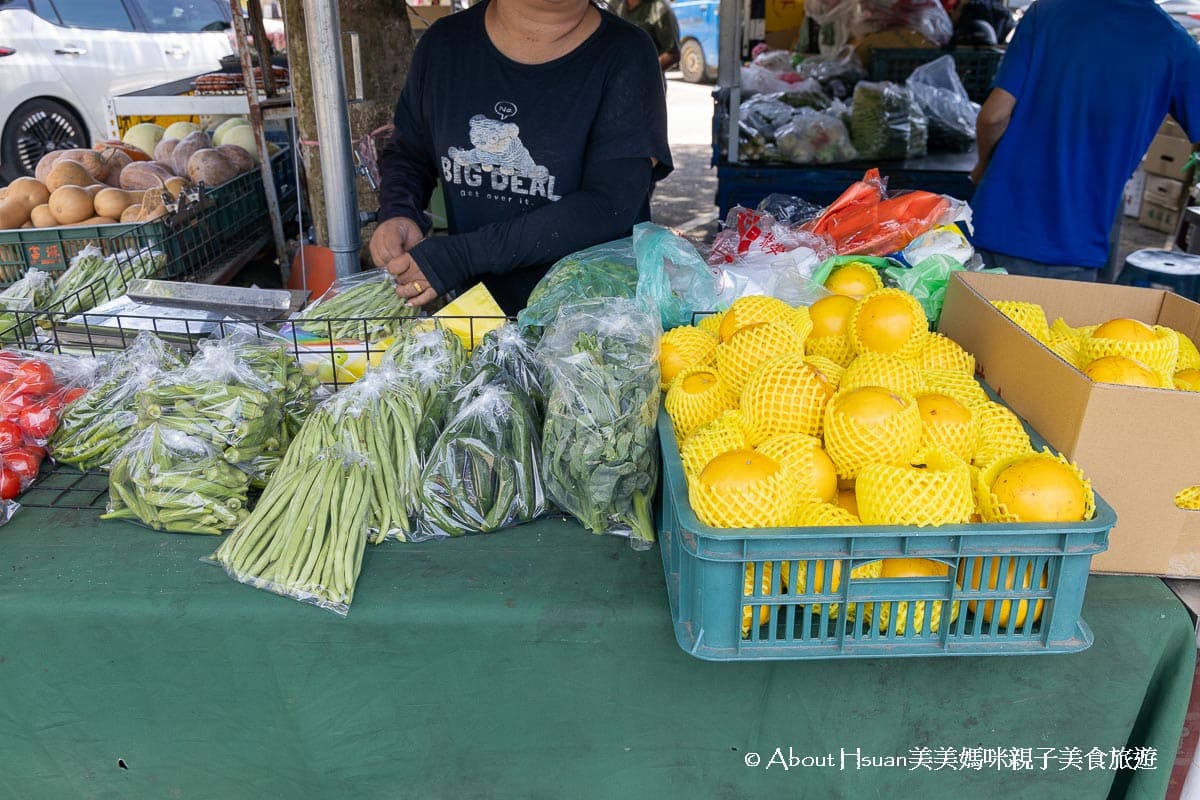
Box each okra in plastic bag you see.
[418,380,547,539]
[292,268,415,341]
[211,445,373,617]
[104,425,251,535]
[538,299,661,549]
[517,238,639,330]
[465,324,545,417]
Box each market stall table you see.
[0,509,1192,799]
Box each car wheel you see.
[1,99,88,182]
[680,39,708,84]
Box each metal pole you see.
[718,0,741,165]
[301,0,360,278]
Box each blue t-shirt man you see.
[969,0,1200,279]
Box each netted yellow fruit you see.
[659,326,718,390]
[1174,330,1200,371]
[1093,317,1157,342]
[824,261,884,298]
[841,352,924,396]
[977,449,1094,523]
[697,311,725,336]
[917,332,976,374]
[740,354,833,441]
[718,295,796,342]
[784,556,882,619]
[1082,355,1163,388]
[790,305,814,342]
[665,367,733,440]
[742,561,782,637]
[959,557,1048,628]
[715,321,806,398]
[789,502,861,527]
[806,333,857,368]
[916,392,978,463]
[860,559,960,635]
[756,434,837,504]
[809,294,858,338]
[850,289,929,360]
[804,355,845,389]
[823,386,922,480]
[680,410,749,478]
[836,487,859,517]
[1175,368,1200,391]
[921,368,990,409]
[689,449,796,528]
[857,449,974,527]
[992,301,1050,343]
[972,401,1033,470]
[1080,323,1178,377]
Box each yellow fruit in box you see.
[790,305,814,342]
[804,355,845,388]
[841,352,923,397]
[1082,355,1162,388]
[860,558,960,635]
[836,487,859,517]
[959,557,1048,628]
[740,354,833,441]
[790,502,861,527]
[715,321,806,397]
[433,282,506,351]
[922,368,990,410]
[823,386,922,480]
[1175,329,1200,370]
[917,332,975,374]
[850,289,929,360]
[1093,317,1156,342]
[742,561,781,637]
[658,326,718,390]
[665,367,732,440]
[680,410,749,478]
[786,555,882,619]
[972,401,1033,470]
[755,434,838,504]
[978,449,1094,523]
[1175,369,1200,391]
[823,261,884,298]
[718,295,796,342]
[916,392,978,463]
[689,449,795,529]
[992,301,1050,343]
[809,294,858,338]
[856,449,975,527]
[1079,319,1177,376]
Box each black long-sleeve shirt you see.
[377,1,673,314]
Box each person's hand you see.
[385,252,439,308]
[368,216,425,269]
[969,163,985,185]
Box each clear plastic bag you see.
[418,381,547,538]
[775,108,858,165]
[906,55,979,152]
[538,299,661,549]
[708,206,835,298]
[517,238,639,330]
[382,324,468,410]
[850,81,927,160]
[854,0,954,47]
[465,324,546,417]
[795,47,868,100]
[211,445,373,617]
[756,194,824,227]
[738,95,798,143]
[0,269,54,342]
[291,269,414,342]
[741,63,798,96]
[901,224,975,267]
[805,0,859,54]
[104,425,251,535]
[632,222,722,330]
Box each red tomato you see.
[0,351,21,364]
[10,360,55,397]
[17,402,57,440]
[0,420,23,451]
[0,395,31,417]
[0,467,20,500]
[62,387,87,405]
[4,448,42,484]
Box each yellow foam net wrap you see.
[840,352,924,397]
[715,322,806,397]
[850,289,930,361]
[658,325,718,390]
[823,389,922,480]
[1079,325,1179,376]
[917,394,979,463]
[679,410,749,478]
[804,355,845,389]
[664,366,734,440]
[806,333,858,367]
[1047,335,1082,368]
[1175,485,1200,511]
[789,501,861,526]
[992,301,1050,343]
[720,295,796,340]
[740,354,833,440]
[742,561,784,637]
[858,559,961,635]
[976,448,1096,523]
[689,454,795,529]
[790,305,814,343]
[917,332,976,374]
[856,449,975,526]
[784,557,884,619]
[920,369,990,409]
[756,434,831,504]
[1174,330,1200,371]
[972,401,1034,470]
[696,311,724,336]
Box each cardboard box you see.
[1160,116,1190,142]
[1139,199,1182,234]
[1145,174,1190,209]
[1124,167,1147,218]
[1144,133,1195,180]
[407,3,452,32]
[939,271,1200,576]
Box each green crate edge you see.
[654,406,1114,661]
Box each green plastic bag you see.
[883,255,1006,326]
[632,222,722,330]
[517,239,638,330]
[811,254,901,288]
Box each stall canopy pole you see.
[301,0,361,278]
[718,0,742,165]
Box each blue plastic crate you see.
[655,409,1113,661]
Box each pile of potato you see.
[0,123,258,231]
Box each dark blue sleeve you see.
[377,33,438,232]
[407,157,652,295]
[1170,35,1200,142]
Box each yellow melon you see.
[689,449,796,528]
[715,321,806,397]
[718,295,796,342]
[665,367,733,439]
[850,289,929,360]
[659,326,718,389]
[740,353,833,441]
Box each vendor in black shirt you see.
[369,0,673,315]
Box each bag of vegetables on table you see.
[50,333,185,471]
[537,299,661,548]
[464,324,545,419]
[417,377,547,540]
[291,268,415,342]
[0,269,54,343]
[516,238,638,331]
[103,424,251,535]
[45,245,166,319]
[210,444,373,617]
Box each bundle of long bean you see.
[292,269,415,341]
[46,247,165,317]
[211,446,372,615]
[0,268,54,342]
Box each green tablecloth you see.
[0,509,1193,800]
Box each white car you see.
[0,0,234,181]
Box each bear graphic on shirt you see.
[448,114,549,180]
